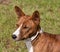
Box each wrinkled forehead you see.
[17,15,31,25]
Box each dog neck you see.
[31,28,43,41]
[24,28,43,52]
[24,38,33,52]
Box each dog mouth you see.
[12,35,27,41]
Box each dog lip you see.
[21,38,26,40]
[13,38,25,41]
[12,37,25,41]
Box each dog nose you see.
[12,35,17,39]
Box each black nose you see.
[12,35,17,39]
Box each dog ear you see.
[15,6,25,18]
[32,11,40,25]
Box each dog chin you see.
[15,38,24,41]
[14,38,20,41]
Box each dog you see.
[12,6,60,52]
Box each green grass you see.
[0,0,60,52]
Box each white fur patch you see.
[13,24,23,37]
[24,38,33,52]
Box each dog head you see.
[12,6,40,41]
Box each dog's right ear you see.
[32,10,40,25]
[15,6,25,18]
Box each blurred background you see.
[0,0,60,52]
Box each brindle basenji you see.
[12,6,60,52]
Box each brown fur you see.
[32,32,60,52]
[14,6,60,52]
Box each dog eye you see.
[23,25,29,29]
[23,26,28,29]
